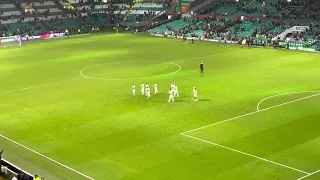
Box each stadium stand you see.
[0,0,319,51]
[147,0,319,51]
[1,0,318,177]
[148,18,193,35]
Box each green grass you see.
[0,33,319,180]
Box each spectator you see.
[34,175,41,180]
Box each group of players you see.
[131,63,203,102]
[131,82,199,102]
[168,83,179,102]
[131,83,158,98]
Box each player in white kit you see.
[154,83,158,94]
[145,83,149,96]
[132,84,136,96]
[173,84,179,97]
[146,86,151,98]
[193,87,198,102]
[140,83,145,95]
[168,88,174,102]
[170,82,175,89]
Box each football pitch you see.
[0,33,319,180]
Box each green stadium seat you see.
[149,19,193,34]
[213,5,238,15]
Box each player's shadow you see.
[175,99,188,102]
[199,99,210,101]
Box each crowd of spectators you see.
[265,21,289,38]
[196,0,320,20]
[0,19,42,36]
[156,16,319,47]
[183,18,240,41]
[131,10,156,22]
[80,0,118,27]
[0,0,38,24]
[266,0,320,19]
[285,24,320,42]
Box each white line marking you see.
[0,51,235,177]
[182,92,320,134]
[1,51,235,95]
[257,91,320,111]
[297,169,320,180]
[80,61,182,80]
[182,92,320,177]
[79,50,242,81]
[0,134,95,180]
[181,133,310,175]
[0,78,84,95]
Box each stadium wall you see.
[16,33,90,42]
[0,159,33,180]
[149,34,320,53]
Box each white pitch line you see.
[181,133,310,175]
[297,169,320,180]
[80,50,240,80]
[1,50,236,95]
[182,92,320,134]
[0,51,236,177]
[257,91,320,111]
[80,62,182,81]
[0,134,95,180]
[0,78,84,95]
[81,61,176,78]
[183,110,258,134]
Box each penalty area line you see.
[257,91,320,111]
[182,92,320,134]
[181,133,310,175]
[297,170,320,180]
[0,134,95,180]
